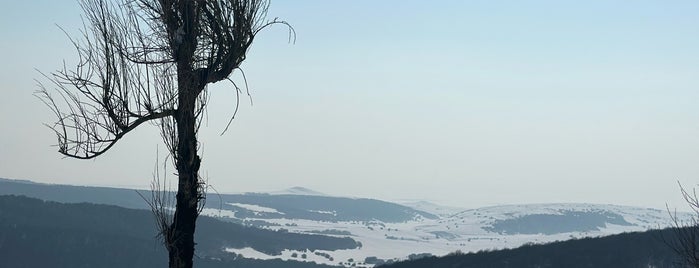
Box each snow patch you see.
[229,203,284,214]
[309,210,337,216]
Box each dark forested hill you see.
[0,178,150,209]
[0,178,435,223]
[380,227,688,268]
[208,193,437,223]
[0,195,353,268]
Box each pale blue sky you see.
[1,1,699,209]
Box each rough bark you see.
[168,67,203,268]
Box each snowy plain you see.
[202,190,690,267]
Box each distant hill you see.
[0,178,435,223]
[206,192,438,223]
[0,178,150,209]
[270,186,329,196]
[380,227,688,268]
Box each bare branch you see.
[195,0,295,84]
[37,0,179,159]
[666,182,699,267]
[137,149,175,248]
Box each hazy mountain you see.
[270,186,328,196]
[397,200,465,217]
[0,178,150,210]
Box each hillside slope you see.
[0,195,353,268]
[380,227,687,268]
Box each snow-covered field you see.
[202,197,690,267]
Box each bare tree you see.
[667,183,699,267]
[36,0,291,267]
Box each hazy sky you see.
[1,1,699,209]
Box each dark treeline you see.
[381,227,687,268]
[0,195,353,268]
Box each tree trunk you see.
[169,109,201,268]
[169,76,202,268]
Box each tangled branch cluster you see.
[37,0,293,160]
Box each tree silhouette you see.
[667,183,699,268]
[36,0,291,267]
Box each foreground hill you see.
[380,227,688,268]
[0,195,353,268]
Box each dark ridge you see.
[380,228,686,268]
[483,211,633,235]
[0,194,354,268]
[209,193,438,222]
[0,178,437,223]
[0,178,149,210]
